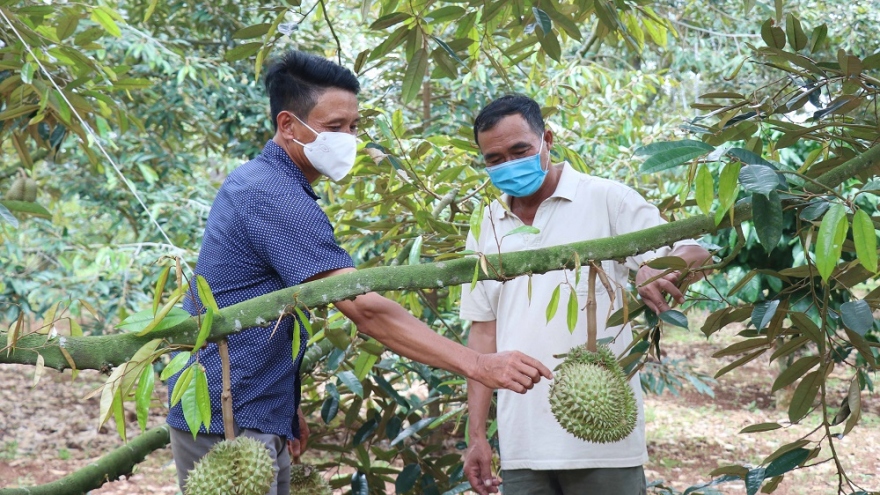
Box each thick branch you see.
[0,425,170,495]
[1,143,878,373]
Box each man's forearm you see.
[335,293,480,379]
[467,321,497,438]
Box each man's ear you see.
[276,111,297,140]
[543,129,554,148]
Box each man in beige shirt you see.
[461,95,710,495]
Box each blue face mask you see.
[485,139,547,197]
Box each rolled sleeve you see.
[459,231,497,322]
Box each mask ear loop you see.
[290,112,319,147]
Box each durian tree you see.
[2,1,880,494]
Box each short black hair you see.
[264,50,361,131]
[473,94,545,146]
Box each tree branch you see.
[1,143,878,373]
[0,425,171,495]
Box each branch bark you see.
[1,142,878,372]
[0,425,171,495]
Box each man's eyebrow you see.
[483,141,533,161]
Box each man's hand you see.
[287,407,309,462]
[473,351,553,393]
[635,265,684,314]
[464,438,502,495]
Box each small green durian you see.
[290,463,331,495]
[23,178,37,202]
[185,436,276,495]
[5,177,26,201]
[549,344,637,444]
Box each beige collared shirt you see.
[461,162,698,470]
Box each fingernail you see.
[484,479,493,486]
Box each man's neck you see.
[272,134,320,184]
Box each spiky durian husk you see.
[290,464,331,495]
[549,344,637,444]
[185,437,276,495]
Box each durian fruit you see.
[23,177,37,202]
[5,177,26,201]
[185,436,276,495]
[290,463,331,495]
[549,344,637,444]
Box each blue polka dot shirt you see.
[166,140,354,439]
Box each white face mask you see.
[291,114,357,182]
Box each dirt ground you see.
[1,324,878,494]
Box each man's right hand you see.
[473,351,552,393]
[464,438,501,495]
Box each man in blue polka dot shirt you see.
[166,51,553,495]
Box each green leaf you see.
[646,256,688,270]
[504,225,540,237]
[469,201,484,243]
[0,202,18,228]
[659,310,689,329]
[112,387,126,442]
[193,308,213,351]
[696,164,713,215]
[785,14,808,51]
[160,351,192,381]
[852,209,878,273]
[739,165,779,196]
[546,285,561,322]
[91,6,121,37]
[715,162,742,225]
[232,23,271,40]
[401,48,428,103]
[532,7,552,37]
[370,12,411,30]
[760,18,785,49]
[116,307,190,333]
[636,139,714,157]
[840,300,874,336]
[195,365,211,434]
[765,447,810,478]
[170,364,194,407]
[56,13,80,40]
[196,275,220,313]
[566,291,579,334]
[181,368,201,439]
[752,191,783,251]
[772,355,820,392]
[135,364,154,433]
[751,300,780,330]
[353,352,378,381]
[153,265,171,316]
[395,463,421,494]
[294,307,312,336]
[135,295,185,336]
[539,31,562,61]
[321,383,339,424]
[408,235,423,265]
[809,24,828,53]
[424,6,465,24]
[844,376,862,435]
[337,370,363,397]
[788,369,823,422]
[353,418,378,446]
[225,42,262,62]
[816,203,848,282]
[740,422,782,433]
[640,146,712,174]
[390,417,435,446]
[745,467,765,495]
[143,0,158,22]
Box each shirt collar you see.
[261,140,319,200]
[493,161,578,219]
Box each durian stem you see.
[586,263,598,353]
[218,338,235,441]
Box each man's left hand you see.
[288,407,309,462]
[636,266,686,314]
